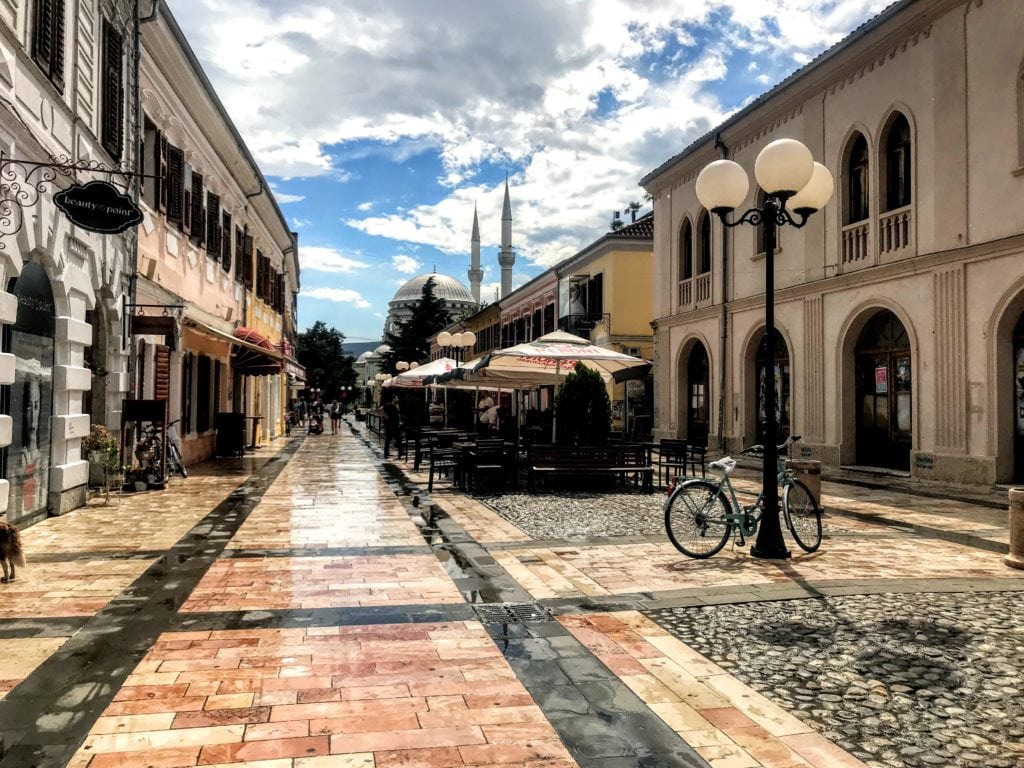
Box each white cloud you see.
[274,192,305,204]
[391,255,421,274]
[301,287,371,308]
[292,217,311,228]
[300,246,368,273]
[168,0,891,266]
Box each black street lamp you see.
[695,138,834,559]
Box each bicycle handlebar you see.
[740,434,801,456]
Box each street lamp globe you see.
[396,361,409,372]
[450,332,464,347]
[437,331,452,347]
[409,362,419,369]
[754,138,814,198]
[461,331,476,348]
[788,162,835,214]
[695,159,749,214]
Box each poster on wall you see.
[4,261,56,522]
[1015,347,1024,436]
[7,333,54,519]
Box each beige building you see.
[642,0,1024,485]
[135,5,298,465]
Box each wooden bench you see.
[527,444,653,492]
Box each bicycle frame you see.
[679,454,791,538]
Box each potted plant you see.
[82,424,119,488]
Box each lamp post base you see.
[750,544,791,560]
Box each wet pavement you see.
[0,419,1021,767]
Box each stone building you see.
[0,0,137,523]
[642,0,1024,485]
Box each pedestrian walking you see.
[329,399,342,434]
[380,395,402,458]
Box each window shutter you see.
[190,172,205,243]
[33,0,65,90]
[205,193,220,255]
[157,133,168,212]
[154,344,171,401]
[221,212,232,272]
[234,226,244,283]
[242,235,254,289]
[166,145,185,224]
[255,253,264,300]
[100,19,123,159]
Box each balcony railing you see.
[841,220,871,266]
[695,272,712,305]
[878,205,913,258]
[678,278,692,309]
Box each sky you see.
[166,0,892,345]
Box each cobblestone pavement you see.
[647,593,1024,768]
[0,420,1021,768]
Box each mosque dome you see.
[391,273,475,305]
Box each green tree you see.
[297,321,357,400]
[382,277,451,371]
[555,362,611,445]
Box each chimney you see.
[631,208,637,223]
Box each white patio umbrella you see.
[468,331,651,386]
[382,357,458,388]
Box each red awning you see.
[232,326,283,376]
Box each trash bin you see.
[785,459,822,509]
[1007,488,1024,570]
[215,412,246,457]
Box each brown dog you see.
[0,519,25,583]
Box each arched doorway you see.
[856,310,911,470]
[3,263,56,522]
[754,331,790,446]
[1014,312,1024,481]
[686,344,709,446]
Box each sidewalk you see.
[0,421,1019,768]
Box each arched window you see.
[679,219,693,280]
[884,114,911,211]
[845,133,869,224]
[698,211,711,274]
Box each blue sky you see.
[167,0,890,344]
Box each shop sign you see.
[54,181,143,234]
[875,365,888,394]
[131,315,176,336]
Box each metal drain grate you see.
[473,602,553,624]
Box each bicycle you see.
[664,434,822,558]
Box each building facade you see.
[642,0,1024,484]
[135,6,297,463]
[0,0,138,524]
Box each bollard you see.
[785,459,822,510]
[1006,489,1024,570]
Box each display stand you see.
[120,399,168,488]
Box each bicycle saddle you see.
[709,457,736,474]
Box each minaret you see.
[497,178,514,298]
[468,204,483,303]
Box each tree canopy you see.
[382,277,452,372]
[296,321,358,400]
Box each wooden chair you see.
[686,444,707,478]
[466,438,507,494]
[427,444,460,492]
[657,439,688,487]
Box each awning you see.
[233,327,283,376]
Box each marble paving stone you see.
[179,555,465,613]
[67,621,579,768]
[0,637,68,702]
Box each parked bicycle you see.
[664,434,822,558]
[134,418,187,485]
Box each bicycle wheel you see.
[169,443,188,478]
[664,480,732,558]
[782,479,822,552]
